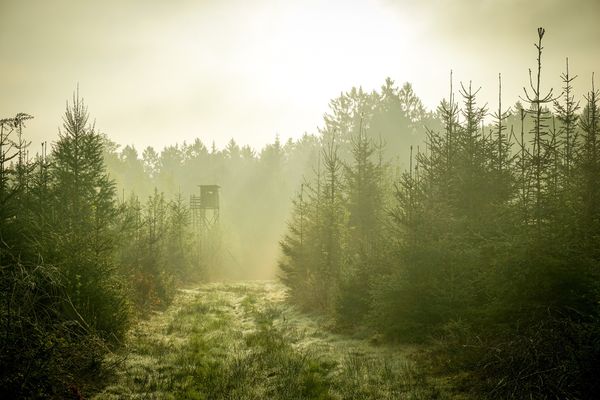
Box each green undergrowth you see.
[93,281,457,399]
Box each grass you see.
[93,281,457,399]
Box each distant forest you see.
[1,27,599,399]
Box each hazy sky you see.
[1,0,598,152]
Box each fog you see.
[2,1,599,398]
[2,0,598,152]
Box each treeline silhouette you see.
[100,79,431,280]
[279,28,599,399]
[102,133,317,281]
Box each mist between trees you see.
[1,27,599,399]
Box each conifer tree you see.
[521,28,556,236]
[279,181,319,308]
[578,75,600,248]
[555,58,580,181]
[336,127,385,324]
[317,136,345,310]
[50,89,127,339]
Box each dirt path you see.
[93,281,454,399]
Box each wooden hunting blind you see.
[190,185,220,232]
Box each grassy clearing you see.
[93,281,458,399]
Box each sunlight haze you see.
[2,2,600,398]
[1,0,598,151]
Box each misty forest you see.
[2,2,600,399]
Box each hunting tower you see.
[190,185,220,232]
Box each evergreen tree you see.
[521,28,556,237]
[336,128,385,324]
[578,75,600,250]
[50,89,128,340]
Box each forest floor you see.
[93,281,465,400]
